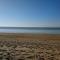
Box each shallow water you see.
[0,27,60,34]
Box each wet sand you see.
[0,33,60,60]
[15,33,60,40]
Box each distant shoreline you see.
[0,32,60,35]
[0,33,60,40]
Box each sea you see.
[0,27,60,34]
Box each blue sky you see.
[0,0,60,27]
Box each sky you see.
[0,0,60,27]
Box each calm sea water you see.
[0,27,60,34]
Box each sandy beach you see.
[0,33,60,60]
